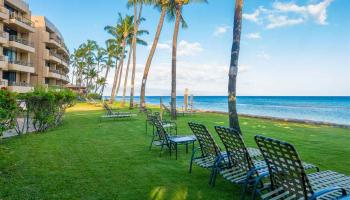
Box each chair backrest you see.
[255,135,313,199]
[152,117,170,146]
[188,122,220,158]
[103,102,113,115]
[215,126,255,174]
[161,103,171,113]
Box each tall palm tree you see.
[105,13,134,104]
[228,0,243,132]
[121,30,148,106]
[128,0,145,109]
[99,40,120,97]
[140,0,173,109]
[170,0,206,119]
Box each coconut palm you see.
[169,0,207,119]
[105,13,134,104]
[228,0,243,132]
[127,0,145,109]
[139,0,174,109]
[94,47,107,93]
[99,40,120,97]
[121,29,148,106]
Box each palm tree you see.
[70,50,79,84]
[94,47,107,93]
[140,0,173,109]
[170,0,206,119]
[228,0,243,132]
[121,30,148,106]
[128,0,145,109]
[105,13,134,104]
[99,40,120,97]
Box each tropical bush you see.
[0,88,18,136]
[21,88,76,132]
[87,93,101,100]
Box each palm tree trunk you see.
[121,46,133,106]
[140,7,166,109]
[110,39,126,104]
[228,0,243,132]
[115,54,125,97]
[171,3,182,120]
[100,61,113,96]
[129,2,143,109]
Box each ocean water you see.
[108,96,350,125]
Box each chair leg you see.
[175,143,178,160]
[240,180,249,200]
[149,135,155,150]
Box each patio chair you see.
[152,117,196,160]
[146,111,177,135]
[188,123,263,186]
[214,127,320,200]
[162,103,193,117]
[101,102,136,120]
[255,135,350,200]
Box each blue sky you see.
[28,0,350,96]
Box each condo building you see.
[0,0,69,93]
[0,0,35,93]
[31,16,69,88]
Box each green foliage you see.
[0,88,18,136]
[87,93,101,100]
[21,88,76,132]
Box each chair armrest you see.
[311,187,347,200]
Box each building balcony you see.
[49,51,62,64]
[0,79,8,87]
[9,35,35,53]
[48,68,61,79]
[61,74,70,83]
[0,32,9,45]
[0,55,9,70]
[8,60,35,73]
[7,82,33,93]
[0,6,9,20]
[9,12,35,33]
[6,0,30,13]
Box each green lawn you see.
[1,103,350,200]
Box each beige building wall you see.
[0,0,35,92]
[31,16,69,89]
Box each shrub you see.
[21,88,76,132]
[0,88,18,136]
[87,93,101,100]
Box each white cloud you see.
[213,25,231,36]
[157,43,171,50]
[244,0,333,29]
[266,15,304,29]
[245,32,261,39]
[178,40,203,56]
[243,9,261,23]
[257,51,271,60]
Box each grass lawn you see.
[1,103,350,200]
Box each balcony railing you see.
[49,50,69,64]
[9,35,34,47]
[8,82,32,87]
[49,68,60,74]
[8,60,34,67]
[0,79,8,86]
[9,12,34,27]
[49,36,62,45]
[0,55,8,61]
[0,31,9,39]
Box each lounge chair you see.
[101,102,136,120]
[151,117,196,160]
[161,103,193,117]
[255,135,350,200]
[188,122,261,186]
[146,112,177,135]
[214,127,319,200]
